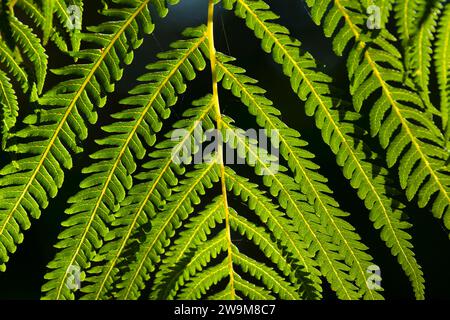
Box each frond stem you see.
[207,0,236,299]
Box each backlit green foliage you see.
[0,0,448,300]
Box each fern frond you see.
[435,2,450,135]
[407,1,443,111]
[230,248,301,300]
[208,286,241,300]
[153,179,318,300]
[80,90,213,300]
[174,236,301,300]
[223,170,322,299]
[42,0,54,44]
[394,0,427,45]
[9,15,48,94]
[217,54,425,298]
[233,274,275,300]
[87,95,215,300]
[305,0,450,238]
[220,119,364,299]
[0,40,29,93]
[212,1,383,294]
[16,0,68,52]
[116,161,221,300]
[54,0,84,52]
[0,0,177,278]
[151,196,227,299]
[42,25,207,301]
[0,69,18,149]
[178,259,229,300]
[228,207,311,298]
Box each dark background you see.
[0,0,449,299]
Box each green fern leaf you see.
[16,0,69,52]
[216,53,425,298]
[435,2,450,136]
[306,0,450,241]
[116,159,221,300]
[221,107,378,300]
[54,0,83,52]
[0,0,177,278]
[407,1,444,113]
[73,41,210,300]
[394,0,427,45]
[9,15,48,93]
[0,40,29,93]
[42,0,54,44]
[151,197,227,299]
[0,69,19,149]
[219,0,384,299]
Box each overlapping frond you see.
[151,196,227,299]
[79,91,213,301]
[8,15,48,94]
[0,0,178,276]
[220,119,364,299]
[223,170,321,300]
[216,53,425,298]
[394,0,427,45]
[435,2,450,136]
[0,35,29,149]
[42,25,208,301]
[406,1,444,111]
[305,0,450,235]
[15,0,68,52]
[116,158,221,300]
[0,69,18,149]
[0,0,445,302]
[42,0,54,44]
[137,154,311,300]
[220,0,384,299]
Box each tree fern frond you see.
[178,259,229,300]
[54,0,79,50]
[0,0,177,278]
[42,25,207,301]
[305,0,450,237]
[151,196,227,299]
[221,119,375,300]
[42,0,54,44]
[0,40,29,93]
[223,169,322,299]
[212,20,381,296]
[0,69,18,149]
[80,93,214,300]
[216,54,425,298]
[15,0,68,52]
[233,273,275,300]
[435,2,450,136]
[394,0,427,45]
[152,180,318,300]
[9,15,47,94]
[116,161,221,300]
[229,247,302,300]
[228,207,312,298]
[167,228,228,297]
[176,241,301,300]
[407,1,443,112]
